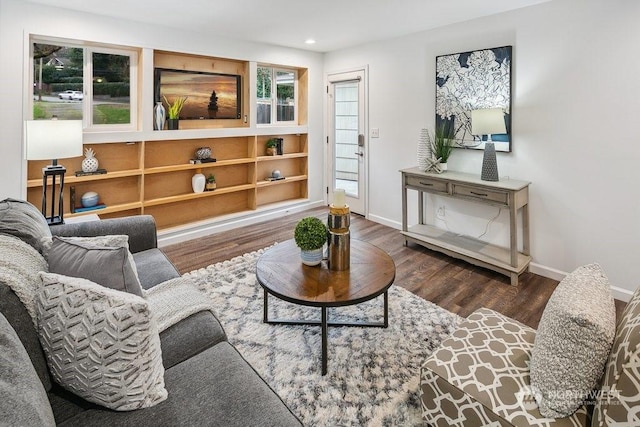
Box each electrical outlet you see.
[437,206,445,218]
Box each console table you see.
[400,167,531,286]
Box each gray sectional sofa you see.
[0,199,301,426]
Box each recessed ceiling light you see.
[305,39,316,45]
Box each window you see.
[257,66,297,125]
[31,38,138,131]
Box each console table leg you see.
[510,273,519,287]
[321,307,328,375]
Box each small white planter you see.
[300,247,323,266]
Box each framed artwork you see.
[154,68,241,120]
[436,45,512,152]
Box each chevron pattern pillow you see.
[36,272,167,411]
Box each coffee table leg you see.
[263,289,269,323]
[383,290,389,328]
[321,306,328,375]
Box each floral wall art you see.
[436,45,512,152]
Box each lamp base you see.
[46,216,63,226]
[481,142,499,181]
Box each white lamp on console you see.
[24,120,83,225]
[471,108,506,182]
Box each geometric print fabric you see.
[36,272,167,411]
[420,308,588,427]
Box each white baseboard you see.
[157,200,324,247]
[367,213,401,230]
[367,215,634,303]
[531,262,633,302]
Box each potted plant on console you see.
[163,95,187,130]
[294,217,327,266]
[430,123,455,171]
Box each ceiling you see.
[25,0,550,53]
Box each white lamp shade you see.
[471,108,506,136]
[24,120,83,161]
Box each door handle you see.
[354,152,363,156]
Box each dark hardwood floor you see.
[162,206,626,329]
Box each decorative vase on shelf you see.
[167,118,179,130]
[153,101,165,130]
[418,128,430,171]
[81,148,99,173]
[192,170,205,193]
[439,162,448,171]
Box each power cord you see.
[477,207,502,239]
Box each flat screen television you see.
[154,68,241,120]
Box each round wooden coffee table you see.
[255,239,396,375]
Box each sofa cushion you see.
[0,234,48,325]
[37,272,167,411]
[0,282,52,391]
[529,263,616,418]
[58,341,302,427]
[133,249,181,289]
[0,198,52,256]
[593,284,640,425]
[48,235,143,297]
[0,312,55,426]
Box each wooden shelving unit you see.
[26,133,308,228]
[26,49,310,230]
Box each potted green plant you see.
[294,217,327,266]
[205,174,216,191]
[430,123,456,171]
[163,95,187,130]
[265,138,278,156]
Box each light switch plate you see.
[371,128,380,138]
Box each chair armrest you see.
[50,215,158,253]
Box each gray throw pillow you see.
[0,198,52,257]
[529,263,616,418]
[0,312,55,426]
[48,235,143,297]
[36,272,167,411]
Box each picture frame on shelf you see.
[154,68,241,120]
[436,45,512,152]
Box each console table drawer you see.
[405,176,448,194]
[453,184,508,205]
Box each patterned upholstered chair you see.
[420,280,640,426]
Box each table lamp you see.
[24,120,83,225]
[471,108,506,182]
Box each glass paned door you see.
[328,69,366,214]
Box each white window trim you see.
[257,65,298,127]
[29,36,138,132]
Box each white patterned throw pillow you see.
[529,263,615,418]
[36,272,167,411]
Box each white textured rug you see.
[185,247,460,426]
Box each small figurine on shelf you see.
[205,174,216,191]
[82,148,99,173]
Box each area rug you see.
[185,247,461,426]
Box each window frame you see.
[257,65,298,126]
[30,36,139,132]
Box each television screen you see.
[154,68,241,120]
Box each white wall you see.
[324,0,640,299]
[0,0,325,203]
